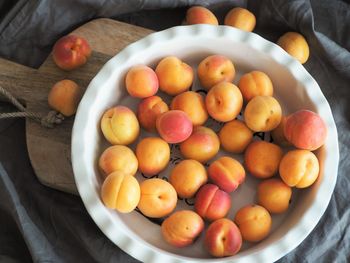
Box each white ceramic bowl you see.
[72,25,339,262]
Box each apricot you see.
[52,35,91,71]
[137,95,169,132]
[277,32,310,64]
[219,120,253,153]
[205,82,243,122]
[195,184,231,221]
[99,145,138,178]
[171,91,208,126]
[279,149,319,188]
[138,178,177,218]
[101,106,140,145]
[208,157,245,193]
[48,79,82,116]
[156,110,193,143]
[257,178,292,213]
[155,56,194,95]
[197,55,235,90]
[136,137,170,176]
[234,205,272,242]
[244,96,282,132]
[180,126,220,163]
[169,160,208,198]
[204,218,242,257]
[271,116,291,147]
[284,110,327,151]
[101,171,140,213]
[238,71,273,102]
[224,7,256,32]
[161,210,204,247]
[244,141,283,179]
[125,65,159,98]
[185,6,219,25]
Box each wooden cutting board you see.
[0,19,153,194]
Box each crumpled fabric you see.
[0,0,349,262]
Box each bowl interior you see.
[73,26,337,262]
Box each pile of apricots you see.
[98,51,327,257]
[47,6,322,258]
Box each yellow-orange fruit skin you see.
[244,96,282,132]
[279,149,320,188]
[238,71,273,102]
[136,137,170,176]
[197,55,235,90]
[98,145,138,178]
[244,141,284,179]
[234,205,272,242]
[125,65,159,98]
[204,218,242,257]
[48,79,82,116]
[100,106,140,145]
[186,6,219,25]
[101,171,140,213]
[161,210,204,247]
[257,178,292,213]
[277,32,310,64]
[180,126,220,164]
[224,7,256,32]
[205,82,243,122]
[169,159,208,198]
[219,120,253,153]
[138,178,177,218]
[155,56,194,96]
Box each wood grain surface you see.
[0,19,153,194]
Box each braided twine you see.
[0,85,64,128]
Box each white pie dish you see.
[71,25,339,262]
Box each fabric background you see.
[0,0,349,262]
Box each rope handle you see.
[0,85,65,128]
